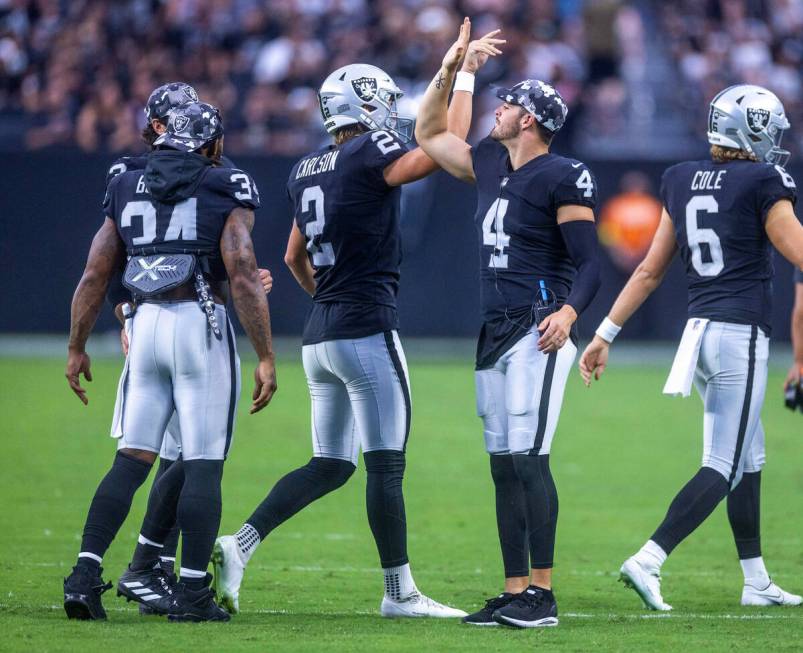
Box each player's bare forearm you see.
[608,210,677,327]
[221,208,274,361]
[285,223,316,295]
[68,218,124,352]
[766,199,803,269]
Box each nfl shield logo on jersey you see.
[746,107,770,133]
[351,77,377,102]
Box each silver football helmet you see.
[707,84,790,166]
[318,63,414,142]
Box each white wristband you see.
[454,71,475,94]
[595,317,622,344]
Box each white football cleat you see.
[619,556,672,611]
[741,581,803,606]
[211,535,247,614]
[380,592,468,618]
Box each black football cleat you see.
[167,574,230,623]
[117,563,177,615]
[63,565,113,620]
[462,592,515,626]
[492,585,559,628]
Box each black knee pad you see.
[306,456,356,490]
[363,450,406,476]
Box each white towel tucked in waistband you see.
[663,318,710,397]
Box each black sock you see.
[153,458,181,567]
[652,466,729,554]
[176,460,224,574]
[489,454,529,577]
[246,457,355,539]
[511,454,559,569]
[137,459,185,563]
[130,457,181,571]
[727,471,762,559]
[364,450,408,568]
[79,451,153,562]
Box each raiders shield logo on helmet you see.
[184,86,199,102]
[351,77,377,102]
[173,114,190,133]
[746,107,770,133]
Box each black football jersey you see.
[103,152,259,283]
[660,160,797,334]
[471,137,596,367]
[105,153,236,188]
[286,129,408,344]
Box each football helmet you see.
[153,102,223,152]
[707,84,790,166]
[495,80,568,133]
[145,82,199,122]
[318,63,414,142]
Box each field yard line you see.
[4,604,801,620]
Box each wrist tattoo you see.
[435,72,446,90]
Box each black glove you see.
[784,379,803,413]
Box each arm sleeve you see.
[560,220,601,316]
[757,164,797,221]
[553,162,597,210]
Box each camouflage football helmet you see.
[145,82,199,122]
[707,84,790,166]
[153,102,223,152]
[318,63,414,142]
[495,79,568,133]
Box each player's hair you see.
[200,136,223,163]
[333,123,368,145]
[141,119,165,147]
[517,106,554,146]
[710,144,757,163]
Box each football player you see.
[580,85,803,609]
[784,268,803,411]
[212,20,503,618]
[63,101,277,622]
[104,84,273,611]
[414,40,602,627]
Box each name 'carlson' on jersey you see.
[103,151,260,282]
[286,129,408,345]
[471,137,597,320]
[660,160,797,335]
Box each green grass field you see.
[1,353,802,652]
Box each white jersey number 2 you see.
[301,185,335,266]
[686,195,724,277]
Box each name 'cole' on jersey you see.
[286,129,408,345]
[471,136,597,321]
[661,159,797,335]
[103,150,259,282]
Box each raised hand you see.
[462,29,505,74]
[441,17,472,73]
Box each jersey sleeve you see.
[102,173,122,220]
[360,130,408,184]
[756,164,797,221]
[471,137,506,182]
[795,267,803,284]
[553,161,597,210]
[105,157,129,189]
[213,168,261,210]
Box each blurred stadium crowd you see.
[0,0,801,159]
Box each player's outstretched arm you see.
[66,217,125,404]
[765,199,803,271]
[414,20,501,184]
[284,223,316,296]
[579,209,677,386]
[221,207,277,413]
[385,21,504,186]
